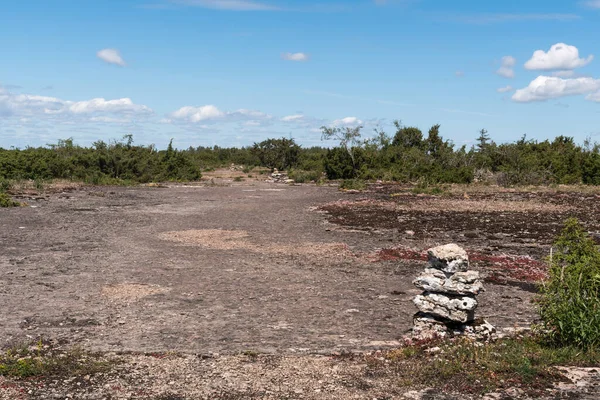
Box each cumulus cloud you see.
[497,85,514,93]
[68,98,152,115]
[524,43,593,71]
[333,116,363,127]
[168,105,224,123]
[552,70,577,78]
[97,48,126,66]
[166,105,272,124]
[281,52,309,62]
[0,87,152,120]
[496,56,516,78]
[512,76,600,102]
[586,91,600,102]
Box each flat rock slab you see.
[0,183,544,354]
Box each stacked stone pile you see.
[412,243,494,339]
[267,168,294,184]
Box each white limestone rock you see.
[427,243,469,273]
[413,292,477,323]
[413,269,483,295]
[412,314,449,340]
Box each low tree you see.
[250,137,300,170]
[392,121,424,149]
[476,129,490,151]
[321,126,362,165]
[321,125,363,178]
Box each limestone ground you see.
[1,179,599,398]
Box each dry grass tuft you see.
[102,284,169,302]
[160,229,353,260]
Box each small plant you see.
[34,179,45,192]
[377,335,599,396]
[242,166,252,174]
[242,350,258,358]
[538,218,600,348]
[233,176,244,182]
[0,193,20,207]
[339,179,367,191]
[411,179,446,195]
[0,179,11,192]
[0,341,111,379]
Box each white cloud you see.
[497,85,514,93]
[586,91,600,102]
[69,98,152,115]
[97,48,126,66]
[0,88,152,122]
[512,75,600,102]
[455,70,465,78]
[172,0,278,11]
[524,43,593,71]
[167,105,272,124]
[496,56,516,78]
[89,116,130,123]
[332,117,363,126]
[552,70,577,78]
[582,0,600,9]
[169,105,224,122]
[233,109,271,119]
[281,114,304,122]
[281,52,309,62]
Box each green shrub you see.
[411,179,447,195]
[250,137,300,170]
[0,193,20,207]
[289,169,321,183]
[538,218,600,348]
[339,179,366,191]
[0,179,11,192]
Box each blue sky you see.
[1,0,600,149]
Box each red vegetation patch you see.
[471,253,548,284]
[367,248,427,263]
[367,247,548,284]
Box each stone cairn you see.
[412,243,495,340]
[267,168,294,184]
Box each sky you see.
[1,0,600,149]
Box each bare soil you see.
[1,179,599,399]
